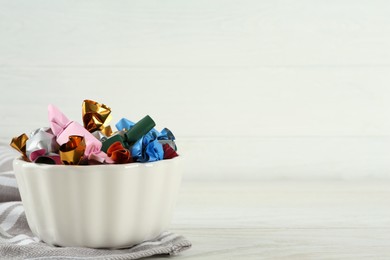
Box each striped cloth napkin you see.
[0,145,191,260]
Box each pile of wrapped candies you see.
[10,100,178,165]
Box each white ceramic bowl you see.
[13,157,182,248]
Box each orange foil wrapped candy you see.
[59,136,86,165]
[10,133,29,161]
[82,99,112,133]
[107,141,133,164]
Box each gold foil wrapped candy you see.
[10,133,29,161]
[59,135,86,165]
[101,125,113,137]
[82,100,112,133]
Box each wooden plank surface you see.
[1,0,390,68]
[1,1,390,182]
[163,181,390,259]
[1,67,390,139]
[1,0,390,139]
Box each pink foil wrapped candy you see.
[48,104,110,163]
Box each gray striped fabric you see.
[0,146,191,260]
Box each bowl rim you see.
[13,155,182,170]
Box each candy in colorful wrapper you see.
[159,139,177,151]
[101,125,113,137]
[113,116,163,162]
[145,140,164,161]
[29,149,46,162]
[124,115,156,144]
[107,141,133,164]
[115,118,135,131]
[91,130,108,142]
[82,99,112,133]
[158,128,177,151]
[115,117,177,162]
[12,100,178,165]
[25,127,59,162]
[158,128,176,141]
[91,126,113,143]
[131,130,164,162]
[30,149,61,165]
[59,135,86,165]
[101,133,126,153]
[48,104,109,163]
[162,144,178,159]
[10,133,29,160]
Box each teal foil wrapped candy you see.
[101,133,126,153]
[124,115,156,144]
[110,115,176,162]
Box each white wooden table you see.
[160,181,390,259]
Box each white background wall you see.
[1,0,390,181]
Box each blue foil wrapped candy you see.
[112,117,176,163]
[115,118,135,131]
[131,130,164,162]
